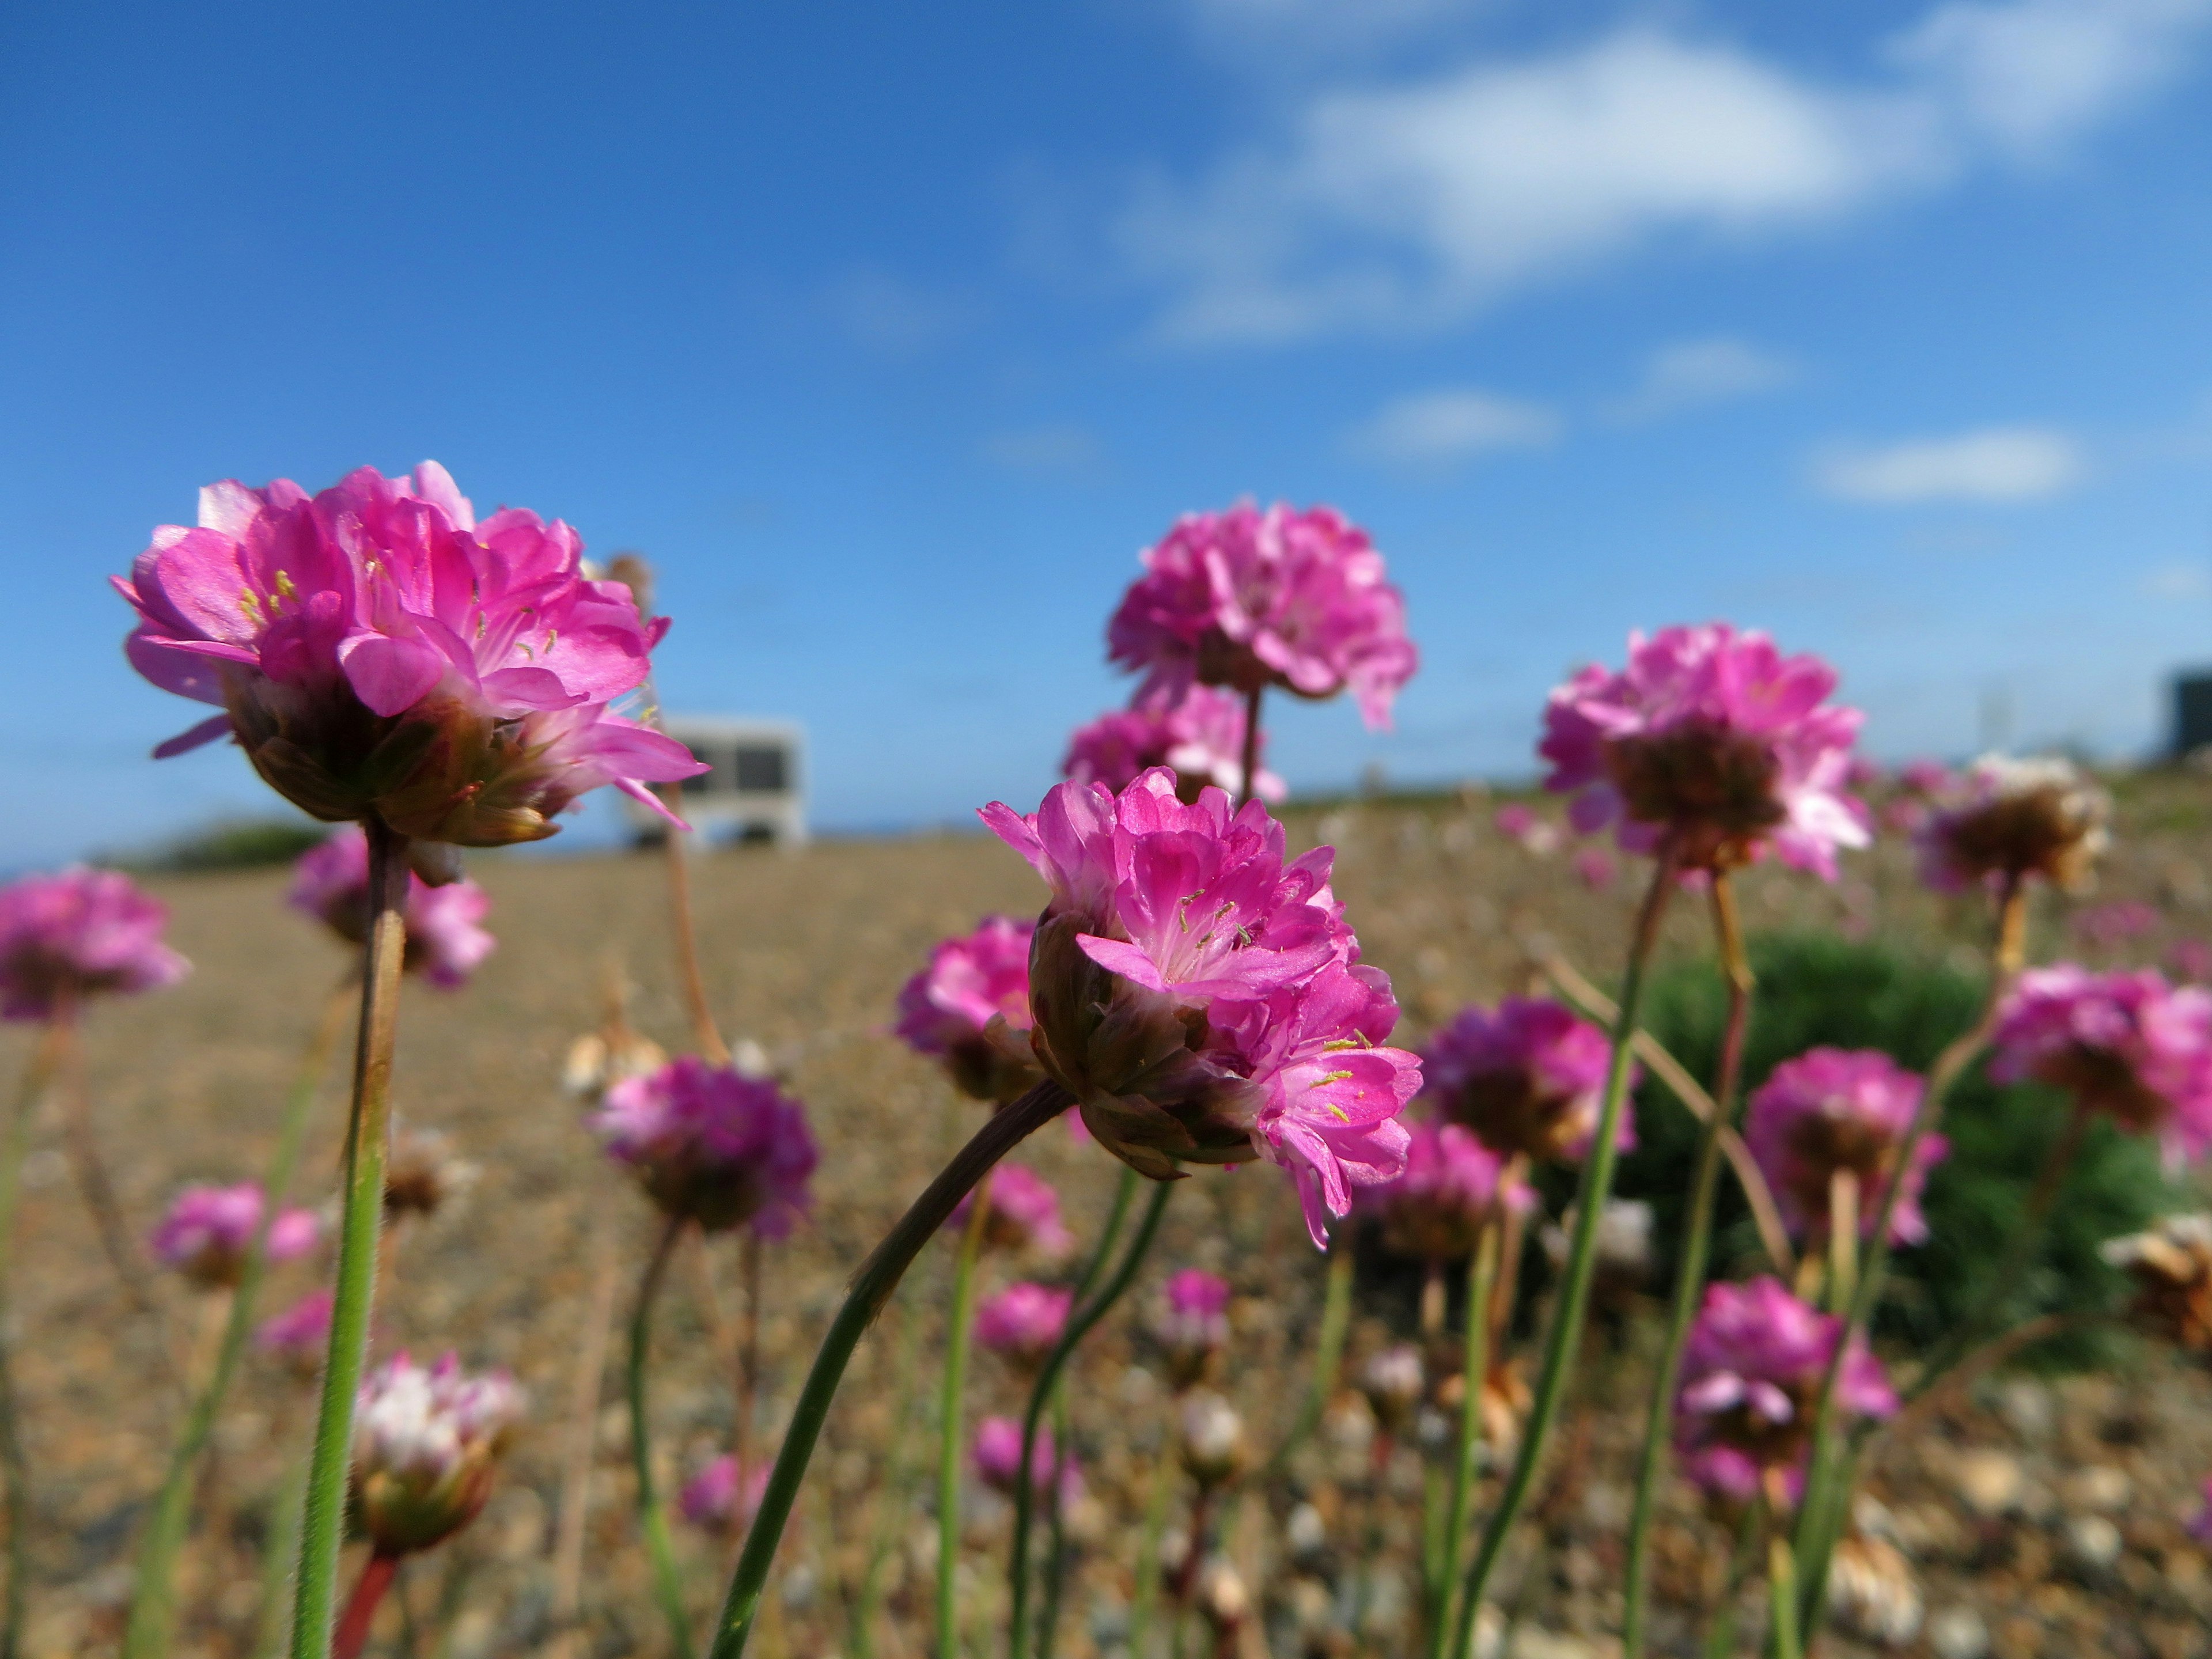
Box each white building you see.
[620,715,807,847]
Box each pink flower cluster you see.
[974,1282,1074,1369]
[150,1182,319,1290]
[983,769,1420,1246]
[595,1057,819,1234]
[0,868,188,1021]
[894,916,1039,1105]
[1062,687,1285,805]
[350,1350,524,1554]
[1914,755,2109,895]
[1540,624,1868,878]
[1744,1049,1946,1246]
[1675,1277,1896,1502]
[1153,1268,1231,1389]
[1107,503,1416,729]
[1368,1120,1532,1263]
[1990,967,2212,1166]
[1418,998,1630,1164]
[679,1453,769,1536]
[115,463,705,846]
[289,828,496,987]
[946,1165,1074,1259]
[972,1416,1080,1508]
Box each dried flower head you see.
[1195,1558,1251,1637]
[1745,1048,1946,1245]
[0,868,188,1021]
[678,1453,768,1537]
[1418,998,1631,1164]
[1177,1390,1248,1488]
[945,1165,1074,1260]
[1367,1120,1531,1262]
[1358,1344,1426,1438]
[1107,502,1416,729]
[115,463,706,844]
[1540,623,1868,878]
[594,1057,818,1234]
[350,1351,522,1555]
[1153,1268,1232,1391]
[1991,966,2212,1166]
[1062,687,1285,804]
[893,916,1040,1105]
[150,1182,319,1291]
[288,828,495,987]
[560,1028,668,1101]
[983,769,1419,1245]
[974,1282,1074,1372]
[2101,1213,2212,1355]
[383,1124,480,1220]
[1915,755,2110,895]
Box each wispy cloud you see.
[1122,0,2212,343]
[979,423,1107,474]
[1813,426,2086,502]
[2143,560,2211,599]
[1606,336,1796,423]
[824,270,972,356]
[1346,388,1560,468]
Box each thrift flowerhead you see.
[289,828,495,987]
[1153,1268,1231,1391]
[1061,688,1285,804]
[679,1453,768,1537]
[1107,502,1416,729]
[1745,1049,1946,1245]
[115,463,706,845]
[2101,1214,2212,1357]
[1540,624,1868,878]
[894,916,1040,1105]
[946,1164,1074,1260]
[384,1124,480,1219]
[256,1287,334,1370]
[150,1182,319,1291]
[1369,1120,1532,1263]
[974,1282,1074,1371]
[1915,755,2109,896]
[0,868,188,1021]
[595,1057,818,1235]
[1676,1277,1895,1503]
[350,1351,523,1554]
[1419,998,1630,1164]
[983,768,1419,1246]
[1990,966,2212,1166]
[972,1416,1080,1509]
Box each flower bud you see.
[1177,1391,1247,1489]
[1152,1268,1231,1392]
[894,916,1042,1105]
[679,1453,768,1538]
[974,1282,1074,1373]
[1357,1345,1425,1440]
[350,1352,522,1555]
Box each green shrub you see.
[134,817,329,873]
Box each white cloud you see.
[1346,388,1561,467]
[1607,336,1796,422]
[979,423,1107,474]
[2143,560,2211,598]
[1122,0,2212,343]
[824,271,971,356]
[1813,426,2086,502]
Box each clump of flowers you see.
[679,1453,769,1537]
[349,1351,524,1554]
[1744,1049,1946,1245]
[1539,623,1868,878]
[1493,803,1560,855]
[1368,1120,1531,1263]
[1990,967,2212,1166]
[974,1416,1078,1508]
[257,1288,335,1369]
[594,1056,818,1234]
[1062,688,1286,804]
[2101,1214,2212,1356]
[150,1183,319,1290]
[383,1124,480,1220]
[1106,502,1416,728]
[114,463,705,845]
[945,1165,1073,1260]
[983,768,1419,1245]
[1153,1268,1231,1391]
[1675,1277,1896,1502]
[1418,998,1628,1165]
[894,916,1040,1105]
[974,1282,1074,1372]
[0,868,188,1021]
[1915,755,2110,895]
[289,829,495,987]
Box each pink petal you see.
[153,714,234,759]
[337,632,449,717]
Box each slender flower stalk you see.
[1621,873,1755,1657]
[631,1215,697,1659]
[291,819,411,1659]
[124,976,354,1659]
[1236,685,1264,812]
[54,1002,169,1338]
[331,1553,400,1659]
[1700,1496,1767,1659]
[548,1226,621,1659]
[1268,1240,1355,1477]
[936,1169,995,1659]
[849,1292,933,1659]
[1037,1382,1076,1659]
[707,1079,1075,1658]
[1450,843,1679,1656]
[251,1449,313,1659]
[1429,1218,1502,1657]
[0,1022,65,1657]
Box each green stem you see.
[1008,1177,1171,1658]
[1766,1529,1802,1659]
[1623,874,1753,1658]
[125,976,354,1659]
[707,1080,1074,1658]
[1429,1225,1501,1658]
[1127,1447,1175,1657]
[1450,844,1679,1657]
[291,818,411,1659]
[848,1293,932,1659]
[938,1169,995,1659]
[252,1446,314,1659]
[1700,1496,1766,1659]
[1036,1385,1072,1659]
[1266,1239,1354,1479]
[631,1214,696,1659]
[0,1025,63,1659]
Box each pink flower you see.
[1914,755,2109,895]
[2072,900,2161,953]
[894,916,1040,1105]
[946,1164,1075,1259]
[679,1454,768,1536]
[1896,760,1952,797]
[983,768,1419,1246]
[972,1416,1080,1508]
[1539,624,1868,879]
[1153,1268,1231,1388]
[2172,940,2212,986]
[0,868,188,1021]
[1107,502,1417,729]
[288,828,495,987]
[1675,1277,1896,1503]
[351,1351,523,1554]
[1367,1120,1534,1262]
[256,1288,335,1363]
[1745,1050,1946,1246]
[1418,998,1633,1164]
[1493,804,1561,855]
[114,463,706,846]
[595,1057,819,1234]
[974,1282,1074,1369]
[1571,848,1618,891]
[1990,967,2212,1166]
[150,1182,319,1290]
[1062,688,1285,804]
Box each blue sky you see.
[3,0,2209,864]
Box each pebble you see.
[1927,1605,1991,1659]
[1955,1449,2025,1517]
[1995,1378,2055,1440]
[2062,1464,2131,1512]
[2067,1514,2124,1570]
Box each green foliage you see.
[134,817,328,873]
[1612,932,2175,1367]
